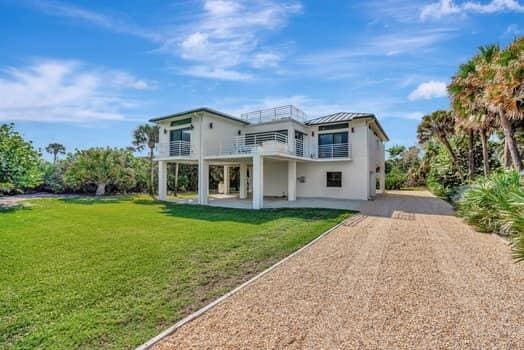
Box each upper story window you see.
[169,127,191,156]
[318,123,349,131]
[318,132,349,158]
[170,118,192,127]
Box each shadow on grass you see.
[133,198,353,224]
[0,203,32,213]
[60,195,136,205]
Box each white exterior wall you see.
[202,112,246,156]
[263,159,288,197]
[296,120,370,200]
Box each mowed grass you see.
[0,196,350,349]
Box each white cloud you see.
[29,0,160,41]
[167,0,301,79]
[0,60,151,123]
[251,52,281,68]
[421,0,524,20]
[182,66,252,81]
[408,80,448,100]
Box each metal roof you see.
[306,112,389,141]
[149,107,249,125]
[306,112,374,125]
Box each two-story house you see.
[150,105,388,209]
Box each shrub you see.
[385,167,407,190]
[426,146,463,200]
[457,170,524,261]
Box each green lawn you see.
[0,196,350,349]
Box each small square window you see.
[326,172,342,187]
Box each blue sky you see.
[0,0,522,158]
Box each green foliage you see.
[385,145,423,189]
[457,170,524,261]
[0,123,44,193]
[41,162,66,193]
[64,148,137,195]
[385,167,407,190]
[426,143,463,200]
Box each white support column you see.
[198,159,209,204]
[223,165,230,194]
[158,160,167,200]
[287,160,296,201]
[239,163,247,199]
[252,154,264,209]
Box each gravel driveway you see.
[154,190,524,349]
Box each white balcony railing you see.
[240,105,307,124]
[210,132,351,160]
[156,141,192,158]
[318,143,351,159]
[218,132,289,156]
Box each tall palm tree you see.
[483,38,523,170]
[417,110,464,179]
[45,143,66,164]
[132,124,159,196]
[449,45,501,176]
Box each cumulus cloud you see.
[420,0,524,20]
[171,0,302,79]
[408,80,448,100]
[0,60,152,123]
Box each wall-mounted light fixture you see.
[163,128,167,134]
[351,127,354,133]
[190,124,194,130]
[237,130,242,135]
[209,122,213,129]
[311,131,315,136]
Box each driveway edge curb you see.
[135,214,359,350]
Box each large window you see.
[169,127,191,156]
[326,172,342,187]
[318,131,348,158]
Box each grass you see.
[0,196,350,349]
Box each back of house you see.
[150,105,388,209]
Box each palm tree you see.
[449,45,503,176]
[417,110,464,179]
[482,38,523,170]
[45,143,66,164]
[132,124,159,196]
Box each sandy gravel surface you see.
[154,190,524,350]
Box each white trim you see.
[134,216,353,350]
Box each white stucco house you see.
[150,105,388,209]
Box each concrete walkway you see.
[154,190,524,349]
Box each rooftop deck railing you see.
[240,105,307,124]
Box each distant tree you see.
[387,145,406,159]
[132,124,159,195]
[45,143,66,164]
[64,148,136,196]
[0,123,44,193]
[417,110,464,180]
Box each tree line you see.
[385,37,523,261]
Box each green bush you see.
[426,145,463,200]
[385,167,407,190]
[457,170,524,262]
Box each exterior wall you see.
[263,159,288,197]
[202,112,246,156]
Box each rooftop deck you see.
[240,105,307,124]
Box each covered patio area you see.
[158,153,303,209]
